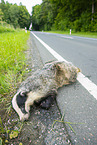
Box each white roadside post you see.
[25,27,27,33]
[70,29,71,35]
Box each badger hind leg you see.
[35,91,57,109]
[40,95,55,109]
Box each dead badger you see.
[12,61,80,121]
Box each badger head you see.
[54,61,80,87]
[12,91,29,121]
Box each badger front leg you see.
[40,93,56,109]
[25,91,44,113]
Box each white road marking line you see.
[31,32,97,100]
[32,32,68,63]
[77,73,97,99]
[61,36,74,39]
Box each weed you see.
[52,110,85,135]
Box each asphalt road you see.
[31,32,97,145]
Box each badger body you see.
[12,61,80,121]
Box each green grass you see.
[0,29,30,144]
[0,30,30,97]
[45,30,97,38]
[0,23,15,33]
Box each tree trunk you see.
[92,0,94,20]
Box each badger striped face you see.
[12,91,29,121]
[16,92,28,114]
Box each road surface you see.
[31,31,97,145]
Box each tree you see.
[92,0,97,20]
[18,5,31,29]
[1,0,5,4]
[32,0,57,30]
[32,4,42,30]
[0,0,31,29]
[30,0,97,31]
[8,4,19,28]
[0,1,11,23]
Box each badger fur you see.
[12,60,80,121]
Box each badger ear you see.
[54,63,63,75]
[20,91,26,97]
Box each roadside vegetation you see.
[45,30,97,39]
[0,23,15,33]
[0,2,30,143]
[0,24,30,144]
[0,0,31,29]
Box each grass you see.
[0,28,30,144]
[0,23,15,33]
[45,30,97,38]
[0,30,30,96]
[52,110,85,135]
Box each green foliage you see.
[0,8,3,22]
[0,31,30,95]
[32,0,57,31]
[73,19,82,32]
[32,0,97,32]
[0,23,15,33]
[9,130,19,139]
[89,19,97,32]
[8,5,19,28]
[0,1,31,29]
[32,4,42,30]
[0,30,29,144]
[18,5,31,29]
